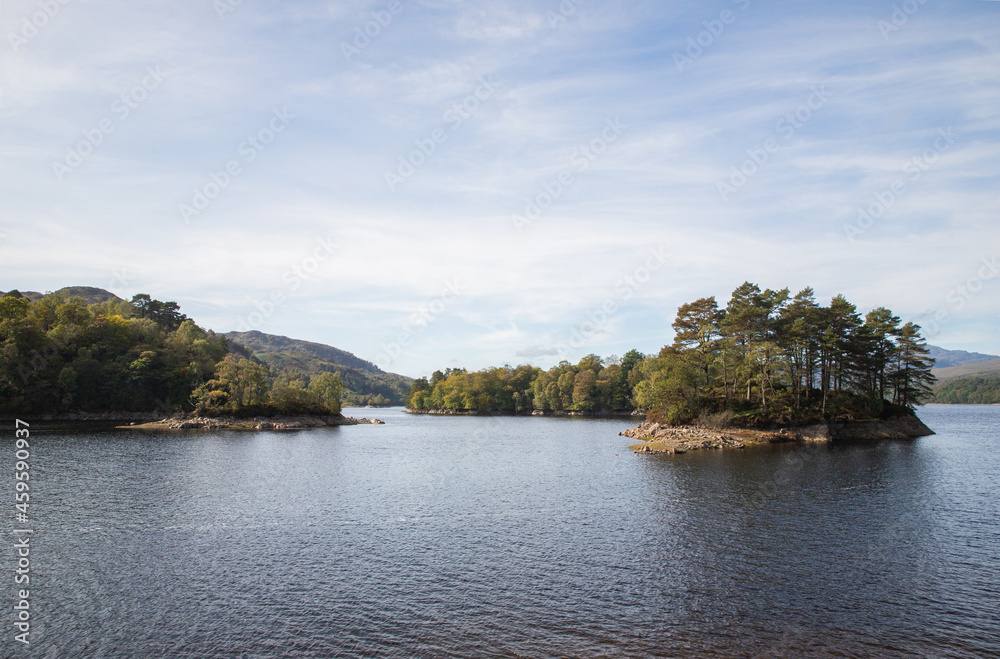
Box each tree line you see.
[406,350,646,414]
[930,376,1000,405]
[0,291,343,416]
[407,282,936,426]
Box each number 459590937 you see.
[15,420,30,515]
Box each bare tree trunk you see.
[721,355,730,402]
[821,356,829,415]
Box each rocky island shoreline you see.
[404,408,644,418]
[120,414,384,431]
[623,415,935,454]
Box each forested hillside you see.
[0,290,342,416]
[930,376,1000,404]
[225,331,410,406]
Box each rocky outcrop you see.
[405,409,644,417]
[621,423,799,454]
[624,416,933,455]
[828,415,934,440]
[123,414,384,430]
[404,409,480,416]
[531,409,645,417]
[797,423,834,442]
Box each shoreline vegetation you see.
[407,282,940,452]
[930,375,1000,404]
[3,283,944,447]
[0,290,362,423]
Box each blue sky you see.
[1,0,999,377]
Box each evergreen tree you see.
[891,322,936,408]
[672,297,723,389]
[861,307,901,402]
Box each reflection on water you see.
[8,405,999,656]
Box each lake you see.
[6,405,999,657]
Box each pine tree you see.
[891,322,937,408]
[861,307,901,402]
[672,296,723,389]
[778,287,820,409]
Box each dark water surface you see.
[5,405,999,657]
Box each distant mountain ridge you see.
[926,345,1000,387]
[927,345,999,370]
[932,359,1000,382]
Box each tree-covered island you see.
[408,282,938,438]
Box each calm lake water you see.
[6,405,999,657]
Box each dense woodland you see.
[931,376,1000,405]
[408,282,938,427]
[407,349,646,415]
[0,291,343,416]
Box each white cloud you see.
[2,0,999,375]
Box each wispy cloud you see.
[1,0,998,375]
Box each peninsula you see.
[0,288,398,426]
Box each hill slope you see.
[927,345,999,370]
[932,358,1000,383]
[225,331,411,406]
[924,346,1000,404]
[226,331,381,373]
[1,286,123,304]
